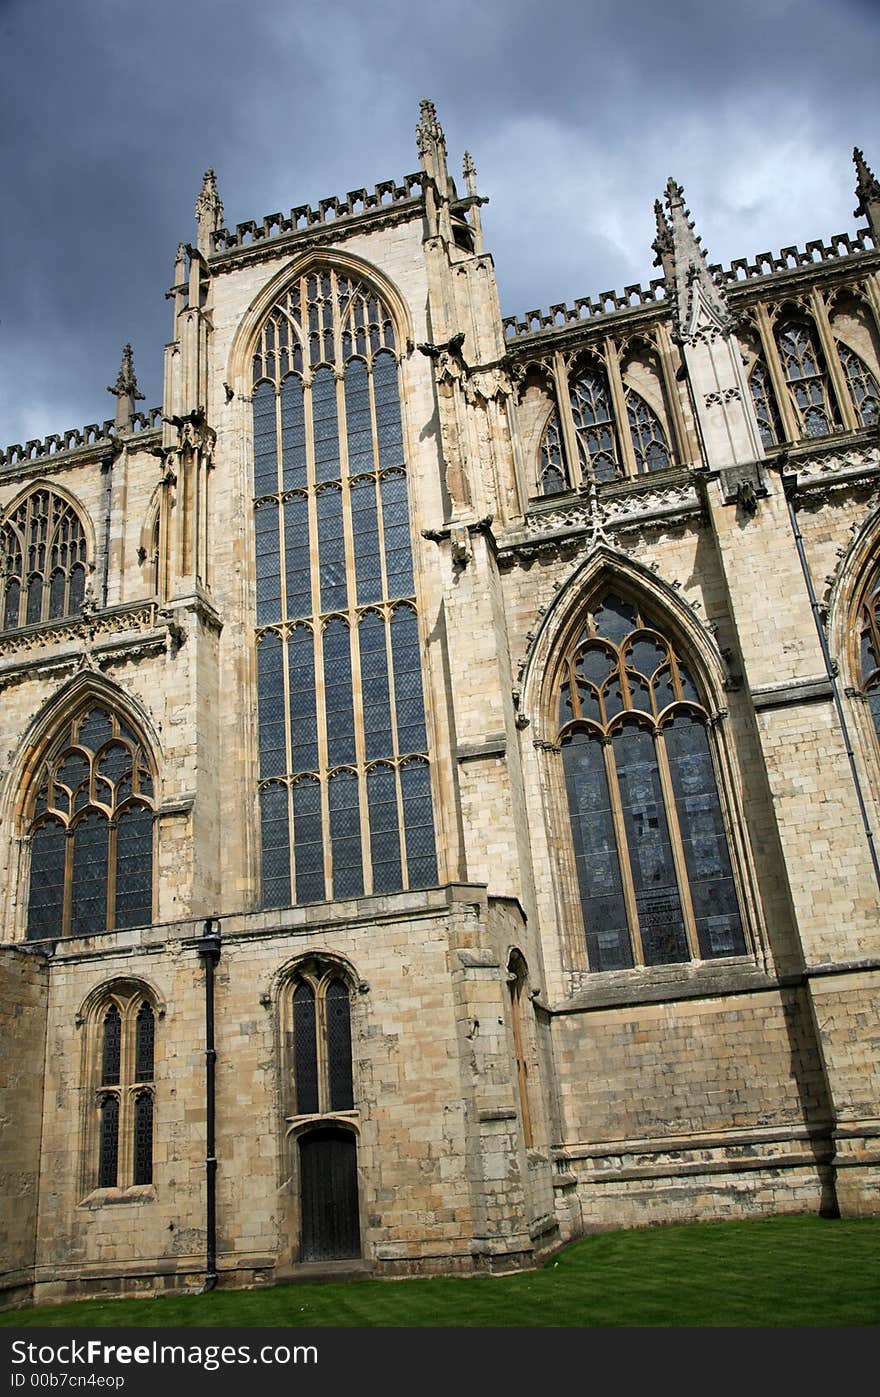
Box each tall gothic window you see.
[838,344,880,427]
[776,319,837,439]
[0,488,87,632]
[26,705,155,939]
[538,410,568,495]
[749,360,783,449]
[251,268,438,906]
[558,591,746,972]
[92,988,156,1192]
[570,368,620,482]
[284,964,354,1116]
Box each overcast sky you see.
[2,0,879,448]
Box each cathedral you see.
[1,101,879,1309]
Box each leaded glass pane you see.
[133,1091,153,1185]
[78,709,113,751]
[26,574,42,625]
[562,731,631,971]
[570,370,619,481]
[281,375,307,490]
[614,723,688,965]
[400,759,438,888]
[380,474,414,599]
[593,594,637,644]
[778,320,835,438]
[293,778,324,903]
[323,619,356,766]
[293,981,319,1114]
[71,810,109,936]
[283,494,312,620]
[750,362,782,449]
[252,381,278,497]
[345,360,374,476]
[839,345,880,427]
[539,411,568,495]
[255,501,282,625]
[627,392,670,473]
[317,489,347,612]
[49,569,65,619]
[326,980,354,1111]
[102,1005,121,1085]
[360,612,394,761]
[288,626,319,773]
[69,563,85,614]
[367,764,402,892]
[391,606,427,754]
[3,577,20,630]
[373,352,404,468]
[312,367,340,483]
[664,716,745,958]
[135,1003,155,1082]
[27,818,66,940]
[98,1094,119,1188]
[114,805,153,930]
[329,770,364,899]
[257,631,286,778]
[260,783,291,908]
[98,742,132,784]
[351,479,383,604]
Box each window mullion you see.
[62,825,73,937]
[654,726,701,960]
[602,734,644,967]
[316,982,330,1114]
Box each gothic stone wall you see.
[0,947,49,1307]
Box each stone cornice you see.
[0,602,171,690]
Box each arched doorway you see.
[299,1126,360,1261]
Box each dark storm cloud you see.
[1,0,879,445]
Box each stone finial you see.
[462,150,477,198]
[664,176,733,341]
[416,98,449,186]
[652,197,674,283]
[107,344,145,430]
[853,146,880,238]
[195,168,224,256]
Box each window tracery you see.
[748,360,783,449]
[857,570,880,742]
[537,364,672,496]
[776,318,838,438]
[557,591,746,971]
[0,489,87,632]
[26,705,154,940]
[90,987,156,1193]
[251,268,437,907]
[838,344,880,427]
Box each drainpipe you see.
[781,470,880,892]
[197,917,222,1291]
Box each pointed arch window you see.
[557,591,746,971]
[284,965,355,1117]
[749,360,783,450]
[251,269,437,907]
[0,489,87,633]
[838,344,880,427]
[776,318,838,439]
[857,569,880,742]
[570,368,620,482]
[537,368,672,495]
[91,987,156,1194]
[26,705,155,940]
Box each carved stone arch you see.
[828,501,880,684]
[513,356,555,399]
[268,948,363,1011]
[6,670,162,831]
[76,975,166,1030]
[519,544,727,744]
[139,483,164,596]
[226,249,415,392]
[0,477,98,564]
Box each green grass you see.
[3,1217,878,1327]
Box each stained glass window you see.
[558,591,746,970]
[777,319,837,439]
[26,706,154,940]
[858,571,880,742]
[94,991,155,1192]
[838,345,880,427]
[749,361,783,449]
[252,270,437,905]
[0,489,87,633]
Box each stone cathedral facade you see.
[1,103,880,1308]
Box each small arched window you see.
[284,964,355,1117]
[90,987,156,1193]
[838,344,880,428]
[0,489,87,632]
[26,704,155,940]
[251,269,437,907]
[557,591,746,972]
[776,319,837,439]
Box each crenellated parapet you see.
[0,409,162,472]
[209,175,425,256]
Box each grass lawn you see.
[2,1216,878,1328]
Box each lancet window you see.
[857,571,880,742]
[749,360,783,450]
[284,965,354,1116]
[838,345,880,427]
[26,705,155,939]
[557,591,746,972]
[251,269,438,907]
[91,988,156,1192]
[0,489,87,632]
